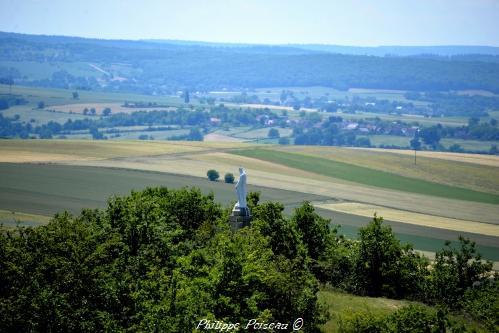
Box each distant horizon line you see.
[1,30,499,49]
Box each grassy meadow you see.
[318,289,488,332]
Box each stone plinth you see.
[229,207,252,231]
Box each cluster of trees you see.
[206,170,235,184]
[1,188,497,331]
[411,118,499,151]
[405,92,499,117]
[3,32,499,93]
[0,95,28,110]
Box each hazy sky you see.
[1,0,499,46]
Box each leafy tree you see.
[90,127,104,139]
[187,128,203,141]
[420,126,441,147]
[468,117,480,127]
[427,236,493,307]
[102,107,112,116]
[184,90,190,103]
[291,202,331,261]
[37,101,45,109]
[278,137,290,145]
[267,128,280,138]
[252,201,305,260]
[224,172,235,184]
[207,169,219,181]
[355,137,371,147]
[0,99,8,110]
[410,135,421,151]
[352,215,428,298]
[72,91,79,99]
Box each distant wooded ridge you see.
[2,31,499,93]
[147,39,499,57]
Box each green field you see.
[0,84,186,107]
[231,127,293,140]
[441,138,498,151]
[230,148,499,204]
[2,105,91,125]
[0,209,51,228]
[0,61,102,80]
[359,135,496,152]
[359,134,411,147]
[252,86,428,105]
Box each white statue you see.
[234,167,247,209]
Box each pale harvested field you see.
[0,209,51,226]
[0,140,243,161]
[315,202,499,237]
[52,102,174,115]
[348,88,407,94]
[0,150,90,163]
[203,133,246,142]
[234,103,317,112]
[274,146,499,195]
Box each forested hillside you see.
[2,32,499,93]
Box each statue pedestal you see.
[229,207,252,231]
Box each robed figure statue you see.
[234,167,247,210]
[229,167,251,228]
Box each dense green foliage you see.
[1,187,497,331]
[0,188,325,332]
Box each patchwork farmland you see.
[1,139,498,261]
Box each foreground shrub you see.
[339,305,468,333]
